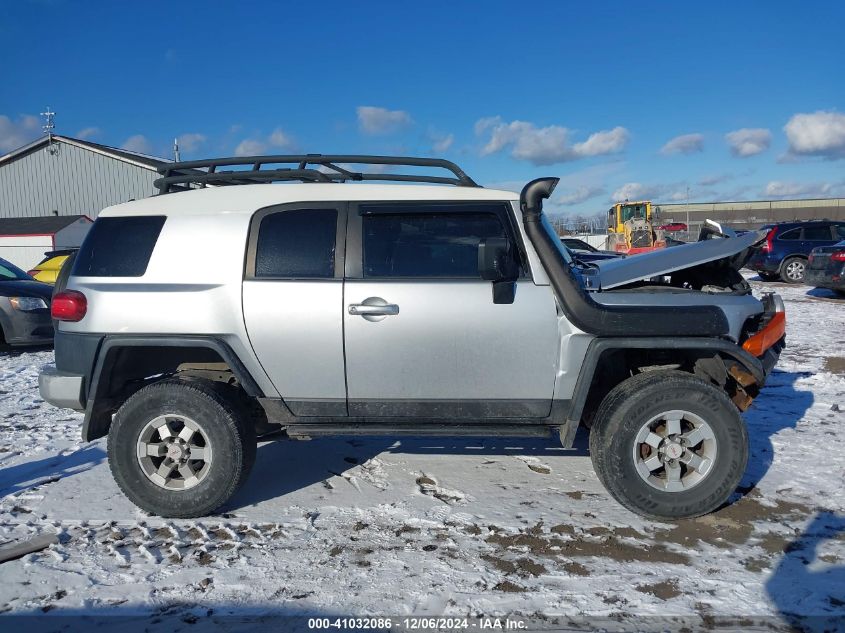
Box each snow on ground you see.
[0,277,843,630]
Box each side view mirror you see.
[478,238,519,281]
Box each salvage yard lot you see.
[0,277,843,629]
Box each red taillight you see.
[831,251,845,262]
[761,227,778,253]
[51,291,87,322]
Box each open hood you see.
[595,229,767,290]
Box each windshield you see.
[541,214,574,266]
[0,258,30,281]
[621,204,647,222]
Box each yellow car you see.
[27,249,75,284]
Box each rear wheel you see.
[108,379,256,518]
[589,370,748,520]
[780,257,806,283]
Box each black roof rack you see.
[154,154,480,194]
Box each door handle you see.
[348,303,399,316]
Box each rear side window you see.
[72,216,165,277]
[362,210,510,278]
[835,224,845,239]
[778,228,801,240]
[255,209,337,278]
[803,225,833,240]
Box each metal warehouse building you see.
[0,134,168,221]
[655,197,845,236]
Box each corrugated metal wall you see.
[0,142,158,219]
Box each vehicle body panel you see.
[0,259,53,346]
[28,252,72,284]
[343,279,560,417]
[595,230,765,290]
[805,240,845,291]
[746,221,845,275]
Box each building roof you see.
[0,215,91,236]
[0,135,171,171]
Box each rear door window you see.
[803,225,833,241]
[833,224,845,239]
[254,209,337,278]
[778,228,801,240]
[72,216,165,277]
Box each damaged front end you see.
[584,221,786,408]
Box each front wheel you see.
[589,371,748,520]
[107,379,256,518]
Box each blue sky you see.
[1,0,844,216]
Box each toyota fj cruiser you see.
[39,155,785,520]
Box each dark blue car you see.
[746,220,845,283]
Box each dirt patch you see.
[565,491,583,500]
[395,525,421,537]
[561,561,590,576]
[654,494,812,549]
[416,475,436,486]
[481,554,517,574]
[550,524,575,536]
[486,529,688,565]
[353,521,368,531]
[823,357,845,374]
[493,580,525,593]
[636,580,681,600]
[743,557,771,572]
[515,557,547,577]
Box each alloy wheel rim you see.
[786,261,805,280]
[632,409,717,492]
[136,414,212,490]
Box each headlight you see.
[10,297,48,311]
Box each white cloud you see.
[555,185,606,205]
[475,116,629,165]
[611,182,664,201]
[234,139,267,156]
[76,127,101,140]
[763,180,835,198]
[356,106,412,135]
[784,110,845,159]
[268,128,293,148]
[725,128,771,157]
[431,132,454,153]
[121,134,153,155]
[573,127,629,157]
[176,133,206,152]
[0,114,41,152]
[660,133,704,155]
[234,127,295,156]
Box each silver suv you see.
[39,155,785,520]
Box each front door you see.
[343,201,559,418]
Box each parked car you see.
[805,240,845,296]
[39,154,784,521]
[0,256,53,347]
[746,220,845,283]
[560,237,623,262]
[27,249,77,284]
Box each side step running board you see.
[284,423,555,439]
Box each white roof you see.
[99,183,520,217]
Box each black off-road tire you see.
[780,256,806,283]
[589,370,748,521]
[108,379,256,518]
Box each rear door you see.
[342,201,559,419]
[242,204,348,416]
[801,224,837,252]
